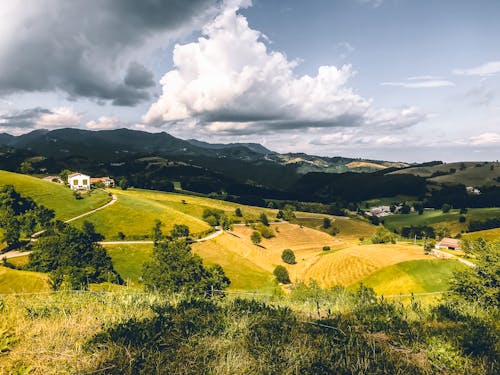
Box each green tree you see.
[435,225,451,240]
[371,227,396,244]
[281,249,296,264]
[441,203,451,213]
[251,231,261,245]
[170,224,190,239]
[322,217,331,229]
[234,207,243,217]
[260,212,269,226]
[423,239,435,254]
[152,220,164,245]
[19,161,34,174]
[119,178,129,190]
[273,265,290,284]
[142,239,230,296]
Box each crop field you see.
[353,259,466,295]
[383,207,500,235]
[0,267,49,294]
[0,170,111,220]
[302,243,429,288]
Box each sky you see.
[0,0,499,162]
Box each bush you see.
[273,265,290,284]
[257,223,274,239]
[260,213,269,226]
[441,203,451,213]
[281,249,296,264]
[459,215,466,223]
[322,217,331,229]
[235,208,242,217]
[322,246,331,251]
[371,227,396,244]
[251,231,261,244]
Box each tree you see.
[400,203,411,214]
[459,207,468,214]
[260,212,269,226]
[441,203,451,213]
[117,231,126,240]
[0,210,20,248]
[82,220,104,242]
[413,202,424,215]
[170,224,190,239]
[142,239,230,296]
[59,169,71,184]
[19,161,34,174]
[435,225,451,240]
[281,249,296,264]
[322,217,331,229]
[119,178,129,190]
[257,223,274,239]
[273,265,290,284]
[423,239,435,254]
[152,220,164,245]
[459,215,466,223]
[371,227,396,244]
[251,231,261,245]
[234,207,243,217]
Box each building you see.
[466,186,481,195]
[369,206,392,217]
[68,173,90,190]
[435,237,462,251]
[90,176,115,188]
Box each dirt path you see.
[432,249,476,267]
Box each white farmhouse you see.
[68,173,90,190]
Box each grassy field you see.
[303,243,428,288]
[383,207,500,235]
[390,161,500,186]
[0,170,111,220]
[72,188,279,240]
[463,228,500,241]
[294,216,376,241]
[0,267,48,294]
[353,259,466,295]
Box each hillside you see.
[0,170,111,220]
[390,161,500,186]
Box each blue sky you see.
[0,0,499,162]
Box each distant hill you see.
[390,161,500,187]
[187,139,274,155]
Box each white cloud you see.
[310,131,355,145]
[357,0,384,8]
[144,5,423,135]
[453,61,500,77]
[470,132,500,145]
[86,116,120,130]
[381,80,454,88]
[36,107,81,128]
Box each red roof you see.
[437,238,461,250]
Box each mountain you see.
[0,132,14,145]
[187,139,274,155]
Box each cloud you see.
[453,60,500,77]
[143,5,424,135]
[465,84,495,106]
[0,0,218,106]
[357,0,384,8]
[0,107,80,132]
[470,132,500,145]
[381,78,454,88]
[36,107,81,128]
[86,116,120,130]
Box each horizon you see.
[0,0,499,162]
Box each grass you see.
[294,216,376,241]
[383,207,500,235]
[0,267,48,294]
[463,228,500,241]
[0,170,111,220]
[104,244,153,288]
[352,259,467,295]
[303,243,429,288]
[71,188,280,239]
[4,255,30,268]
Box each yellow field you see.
[0,267,49,294]
[463,228,500,241]
[347,161,386,170]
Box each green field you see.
[353,259,466,295]
[106,242,276,292]
[0,170,111,220]
[0,267,49,294]
[72,188,278,240]
[463,228,500,241]
[383,207,500,235]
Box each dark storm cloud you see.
[0,0,218,106]
[0,108,52,129]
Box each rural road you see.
[1,193,118,259]
[432,249,476,268]
[98,227,224,245]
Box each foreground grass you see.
[353,259,467,295]
[0,170,111,221]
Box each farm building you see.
[68,173,90,190]
[435,237,462,251]
[90,176,115,188]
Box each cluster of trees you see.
[0,185,55,248]
[202,208,232,229]
[371,227,396,244]
[468,218,500,232]
[28,222,122,290]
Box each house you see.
[435,237,462,251]
[68,173,90,190]
[466,186,481,195]
[90,176,115,188]
[369,206,392,217]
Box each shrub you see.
[259,212,269,226]
[257,223,274,239]
[441,203,451,213]
[273,265,290,284]
[117,232,126,240]
[322,217,331,229]
[458,215,466,223]
[281,249,296,264]
[251,231,261,244]
[235,207,242,217]
[371,227,396,244]
[322,246,330,251]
